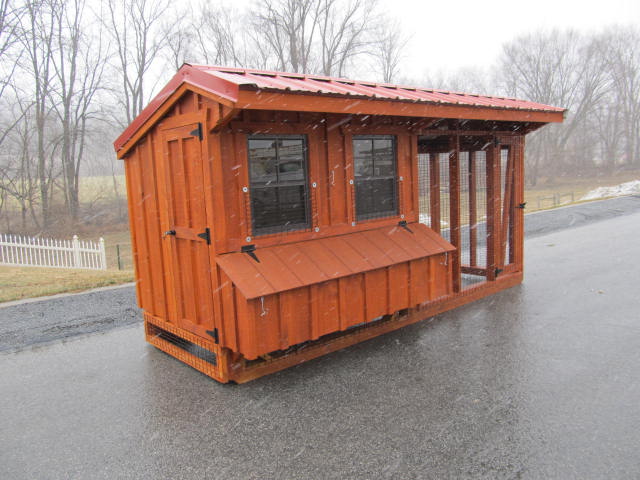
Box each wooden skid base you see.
[144,272,522,384]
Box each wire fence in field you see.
[0,234,107,270]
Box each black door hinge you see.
[189,122,203,141]
[494,137,501,147]
[516,202,527,209]
[197,227,210,244]
[206,328,219,344]
[495,268,503,277]
[241,244,260,263]
[398,220,413,233]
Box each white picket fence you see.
[0,233,107,270]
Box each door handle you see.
[163,229,176,238]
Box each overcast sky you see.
[235,0,639,81]
[386,0,640,79]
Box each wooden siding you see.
[122,89,527,370]
[217,110,421,253]
[220,252,452,360]
[216,222,453,299]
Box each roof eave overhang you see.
[113,64,240,159]
[115,69,565,159]
[235,88,565,125]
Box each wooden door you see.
[160,118,214,339]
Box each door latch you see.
[163,229,176,238]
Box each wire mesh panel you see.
[418,136,514,290]
[472,151,488,269]
[438,153,450,242]
[500,146,512,266]
[417,153,431,227]
[459,149,489,288]
[459,151,470,265]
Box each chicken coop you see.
[114,64,564,383]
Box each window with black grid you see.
[353,135,398,221]
[248,135,310,235]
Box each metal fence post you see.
[116,244,122,270]
[99,238,107,270]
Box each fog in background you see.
[1,0,639,235]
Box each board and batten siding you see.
[123,91,449,359]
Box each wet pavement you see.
[0,284,138,353]
[1,204,640,479]
[1,195,639,354]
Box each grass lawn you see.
[100,230,134,270]
[0,266,134,303]
[523,170,640,211]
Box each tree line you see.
[0,0,638,233]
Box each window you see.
[353,135,398,221]
[248,135,310,235]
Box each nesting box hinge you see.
[241,244,260,263]
[398,220,413,233]
[495,268,503,277]
[206,328,219,344]
[517,202,527,209]
[189,122,203,141]
[197,227,211,244]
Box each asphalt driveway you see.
[1,196,639,479]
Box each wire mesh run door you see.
[418,135,524,289]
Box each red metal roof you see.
[195,64,564,113]
[114,63,565,154]
[216,222,455,300]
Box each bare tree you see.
[251,0,320,73]
[0,97,41,230]
[16,0,58,227]
[315,0,375,77]
[161,5,194,70]
[497,30,608,184]
[105,0,170,126]
[370,17,408,83]
[193,2,247,66]
[50,0,108,220]
[0,0,21,101]
[602,27,640,168]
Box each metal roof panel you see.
[216,222,454,300]
[114,63,565,156]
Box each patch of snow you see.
[419,213,448,227]
[580,179,640,201]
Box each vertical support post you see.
[469,151,477,267]
[512,136,525,270]
[429,153,440,233]
[99,237,107,270]
[449,135,461,293]
[343,131,356,226]
[486,140,502,281]
[72,235,81,269]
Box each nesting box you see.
[115,65,564,383]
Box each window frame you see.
[247,133,311,236]
[352,134,399,222]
